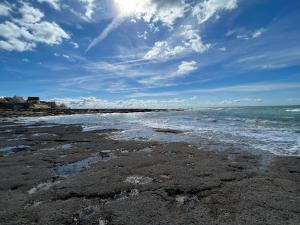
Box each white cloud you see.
[62,54,70,59]
[115,1,239,60]
[38,0,61,10]
[53,96,197,109]
[219,98,263,105]
[0,2,69,52]
[137,31,148,40]
[129,82,300,98]
[144,41,186,60]
[252,28,265,38]
[0,38,36,52]
[144,25,210,60]
[54,53,72,61]
[51,96,266,109]
[18,2,45,24]
[136,60,198,86]
[70,41,79,48]
[87,0,188,50]
[176,60,198,75]
[114,0,187,27]
[0,2,11,16]
[192,0,238,24]
[180,25,210,53]
[87,17,124,51]
[229,28,266,40]
[29,21,69,45]
[80,0,96,20]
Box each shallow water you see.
[20,106,300,156]
[54,152,112,176]
[0,145,30,153]
[28,181,61,194]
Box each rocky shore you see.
[0,108,179,118]
[0,117,299,225]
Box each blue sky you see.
[0,0,300,108]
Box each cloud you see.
[252,28,265,38]
[220,98,263,104]
[70,41,79,48]
[38,0,61,10]
[137,60,198,86]
[0,2,11,16]
[180,25,210,53]
[87,0,239,52]
[0,2,69,52]
[228,28,266,40]
[17,2,45,24]
[53,96,197,109]
[192,0,238,24]
[176,60,198,75]
[144,25,210,60]
[80,0,96,20]
[142,0,239,61]
[129,82,300,98]
[0,38,36,52]
[144,41,186,60]
[114,0,187,26]
[137,31,148,40]
[87,0,188,50]
[87,17,124,51]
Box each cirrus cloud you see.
[38,0,61,10]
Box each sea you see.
[21,106,300,157]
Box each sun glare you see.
[113,0,145,17]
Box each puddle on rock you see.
[28,180,61,194]
[32,133,58,137]
[125,176,153,185]
[54,152,112,176]
[7,138,27,141]
[26,124,57,129]
[0,129,13,133]
[175,194,198,204]
[0,145,30,153]
[139,147,153,153]
[42,144,72,151]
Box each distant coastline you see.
[0,108,181,118]
[0,96,182,117]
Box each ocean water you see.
[21,106,300,156]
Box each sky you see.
[0,0,300,108]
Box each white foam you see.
[286,108,300,112]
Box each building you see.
[27,97,40,104]
[0,96,62,110]
[0,96,27,109]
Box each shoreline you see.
[0,108,182,118]
[0,118,299,225]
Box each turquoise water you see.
[22,106,300,156]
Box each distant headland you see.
[0,96,66,110]
[0,96,179,117]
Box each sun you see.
[113,0,146,17]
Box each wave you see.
[286,108,300,112]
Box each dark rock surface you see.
[0,108,179,118]
[0,120,299,225]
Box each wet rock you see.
[154,128,184,134]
